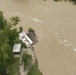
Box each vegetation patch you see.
[27,59,43,75]
[28,28,35,33]
[8,57,20,75]
[22,52,32,70]
[10,16,21,26]
[0,11,42,75]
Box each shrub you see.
[19,27,23,33]
[10,16,21,26]
[28,28,35,33]
[22,52,32,69]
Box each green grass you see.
[27,59,43,75]
[8,57,20,75]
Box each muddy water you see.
[1,0,76,75]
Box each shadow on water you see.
[13,0,29,4]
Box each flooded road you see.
[0,0,76,75]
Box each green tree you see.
[1,43,11,53]
[10,16,21,26]
[0,51,9,75]
[0,30,9,46]
[0,11,7,30]
[28,28,36,36]
[0,11,21,75]
[19,27,23,33]
[1,43,14,62]
[3,53,9,61]
[22,52,32,69]
[8,28,19,46]
[28,28,35,33]
[0,63,7,75]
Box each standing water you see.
[0,0,76,75]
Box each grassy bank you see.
[27,59,42,75]
[8,57,20,75]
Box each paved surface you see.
[20,63,25,75]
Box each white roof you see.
[25,35,33,44]
[19,31,33,46]
[22,38,30,47]
[19,31,26,38]
[13,44,21,53]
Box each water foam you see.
[4,12,43,23]
[31,18,43,23]
[55,32,76,51]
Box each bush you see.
[10,16,21,26]
[21,42,27,48]
[28,28,35,33]
[22,52,32,69]
[19,27,23,33]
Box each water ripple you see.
[4,12,43,23]
[55,32,76,51]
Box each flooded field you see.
[0,0,76,75]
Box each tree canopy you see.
[22,52,32,69]
[0,11,7,29]
[28,28,35,33]
[10,16,21,26]
[0,11,20,75]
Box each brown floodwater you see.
[0,0,76,75]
